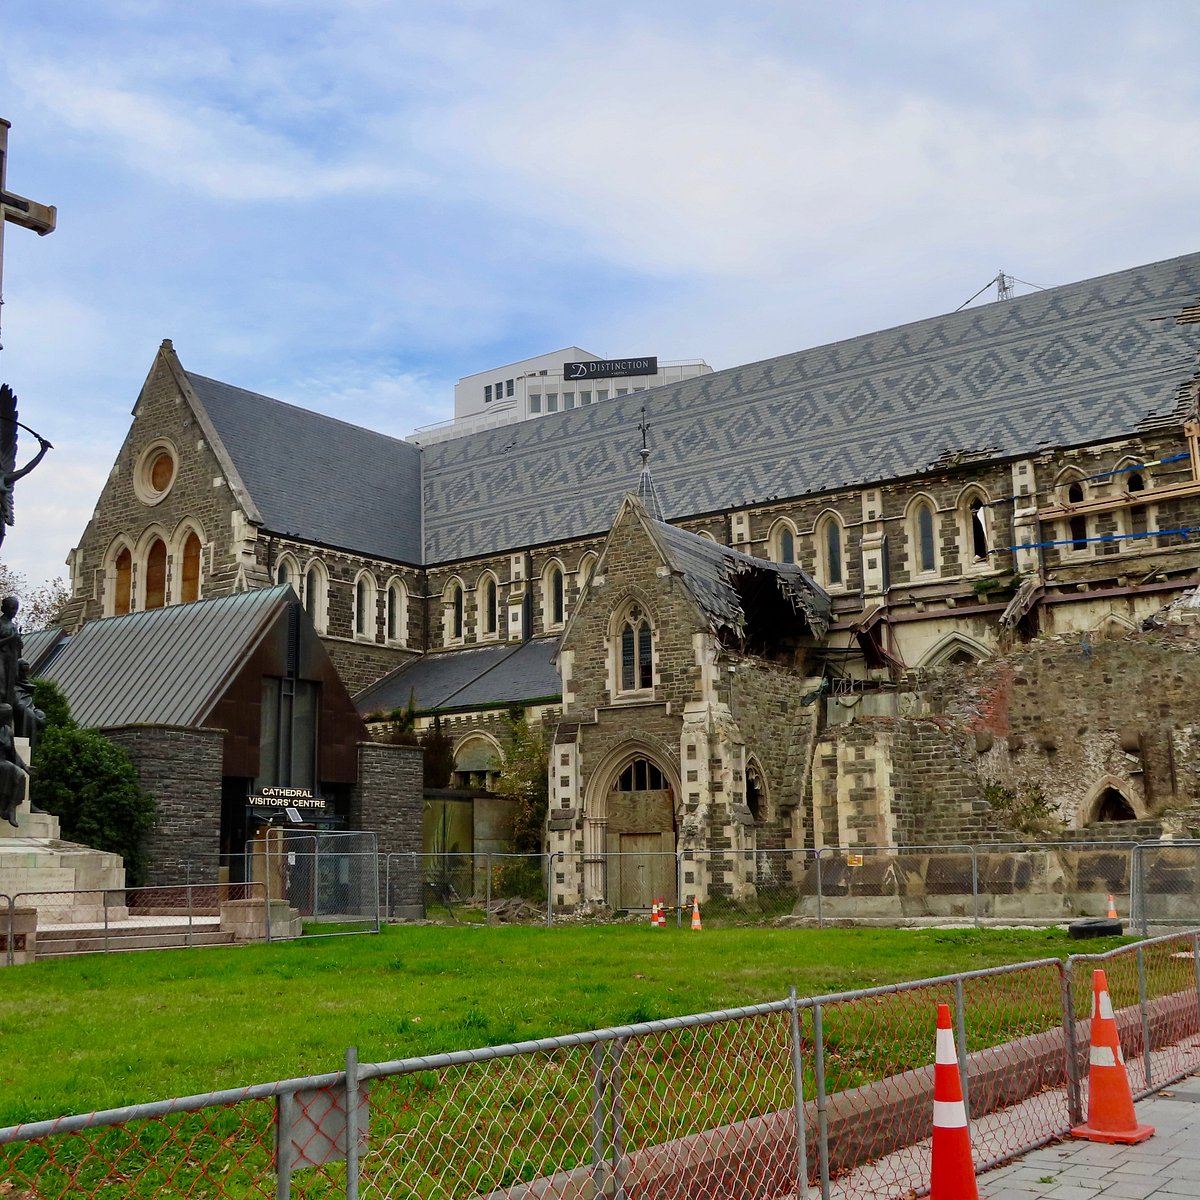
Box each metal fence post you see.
[610,1037,628,1200]
[815,849,824,930]
[103,889,110,953]
[677,852,684,928]
[1062,958,1083,1126]
[3,895,11,968]
[589,1042,608,1200]
[970,846,980,929]
[788,987,811,1198]
[344,1046,361,1200]
[811,1001,831,1200]
[276,1091,295,1200]
[1137,844,1149,938]
[1136,944,1152,1090]
[186,883,194,949]
[545,852,555,928]
[953,977,972,1129]
[485,853,492,926]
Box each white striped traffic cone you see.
[930,1002,979,1200]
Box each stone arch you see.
[812,509,845,588]
[275,552,302,591]
[478,569,500,639]
[353,569,378,640]
[607,591,659,697]
[919,631,991,669]
[1090,610,1136,641]
[744,754,770,824]
[955,484,993,569]
[1081,775,1143,825]
[451,730,504,791]
[1054,466,1090,552]
[542,558,566,630]
[134,524,171,611]
[385,576,408,644]
[577,552,598,595]
[303,558,330,634]
[769,517,798,564]
[582,737,682,908]
[1114,456,1155,543]
[442,576,465,644]
[103,535,135,617]
[171,518,206,605]
[905,493,939,576]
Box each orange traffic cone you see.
[691,897,703,931]
[930,1003,979,1200]
[649,900,660,927]
[1071,968,1154,1144]
[1107,894,1119,919]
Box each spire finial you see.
[635,406,665,520]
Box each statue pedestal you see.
[0,738,128,936]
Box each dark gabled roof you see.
[650,517,832,640]
[421,252,1200,562]
[22,627,67,676]
[186,372,423,564]
[41,587,291,728]
[356,636,561,715]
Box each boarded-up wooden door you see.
[607,830,675,910]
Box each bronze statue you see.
[0,703,29,828]
[14,659,43,753]
[0,384,52,549]
[0,594,21,716]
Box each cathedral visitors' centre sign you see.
[563,357,657,381]
[249,786,327,810]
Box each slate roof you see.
[187,372,424,564]
[41,587,291,728]
[650,518,832,640]
[22,627,66,676]
[421,252,1200,562]
[356,636,561,715]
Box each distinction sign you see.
[563,357,657,381]
[249,786,327,810]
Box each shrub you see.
[30,725,157,886]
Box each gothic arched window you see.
[618,605,654,692]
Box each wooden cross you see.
[0,118,57,349]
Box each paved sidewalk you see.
[981,1072,1200,1199]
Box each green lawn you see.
[0,924,1118,1126]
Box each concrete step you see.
[35,927,237,957]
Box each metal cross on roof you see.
[635,405,666,521]
[0,118,57,351]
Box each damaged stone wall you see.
[920,624,1200,830]
[810,717,1016,850]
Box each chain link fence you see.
[4,932,1200,1198]
[397,840,1193,930]
[1,882,270,965]
[251,830,380,936]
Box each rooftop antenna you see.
[635,406,666,521]
[955,269,1043,312]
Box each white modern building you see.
[411,347,713,444]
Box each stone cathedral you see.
[54,252,1200,903]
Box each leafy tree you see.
[494,711,550,854]
[32,677,74,734]
[0,562,69,631]
[421,716,454,789]
[27,687,157,885]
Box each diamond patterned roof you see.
[420,253,1200,563]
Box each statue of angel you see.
[0,384,52,547]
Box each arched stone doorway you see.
[583,748,678,910]
[1094,787,1137,823]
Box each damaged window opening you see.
[1128,471,1148,537]
[970,499,989,561]
[1067,482,1088,550]
[1095,787,1136,822]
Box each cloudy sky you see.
[1,1,1197,588]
